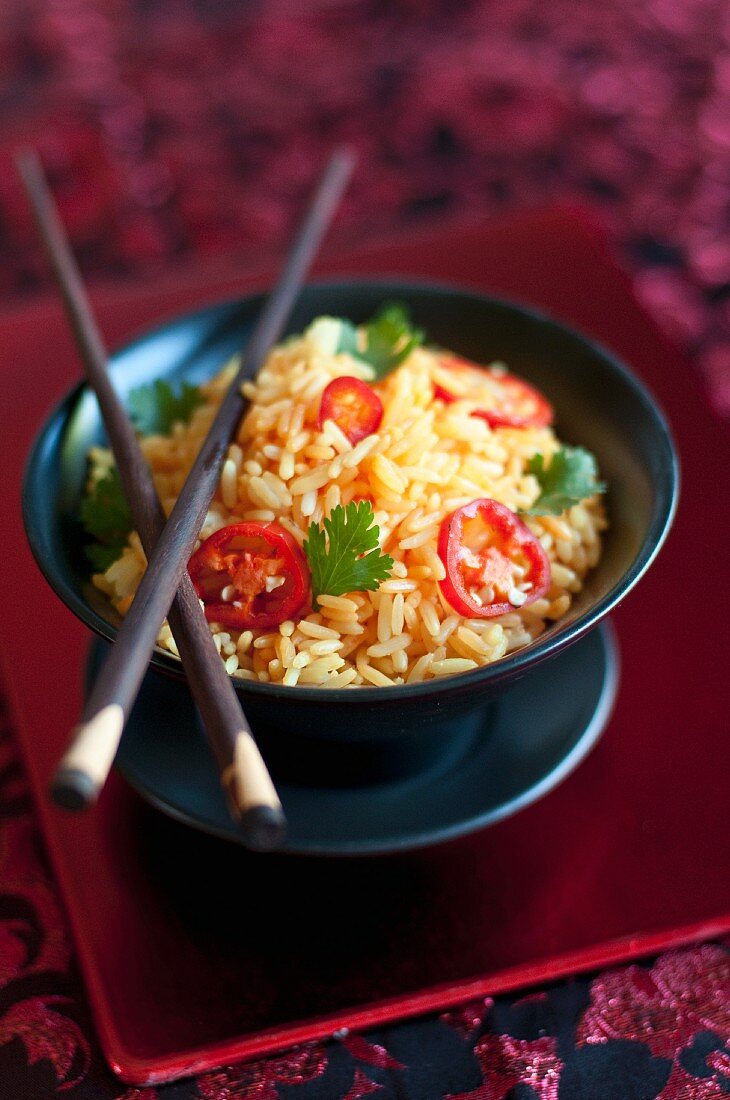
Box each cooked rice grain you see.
[93,324,606,686]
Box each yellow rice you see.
[91,318,607,687]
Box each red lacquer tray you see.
[1,207,728,1085]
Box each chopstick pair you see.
[18,147,354,850]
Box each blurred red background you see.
[0,0,728,410]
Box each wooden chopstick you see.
[31,145,354,817]
[17,150,291,851]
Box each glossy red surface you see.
[1,208,728,1084]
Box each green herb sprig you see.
[336,303,424,380]
[80,467,134,571]
[127,379,204,435]
[303,501,394,605]
[81,379,203,569]
[524,445,606,516]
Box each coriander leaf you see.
[80,467,132,543]
[303,501,394,604]
[85,541,127,572]
[334,319,361,359]
[80,467,133,572]
[335,303,424,380]
[525,445,606,516]
[127,379,203,435]
[363,303,425,378]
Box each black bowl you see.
[23,280,678,789]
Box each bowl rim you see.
[23,275,680,704]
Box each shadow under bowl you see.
[23,280,678,792]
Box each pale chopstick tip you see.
[51,703,126,811]
[238,806,288,852]
[222,729,287,850]
[50,769,97,812]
